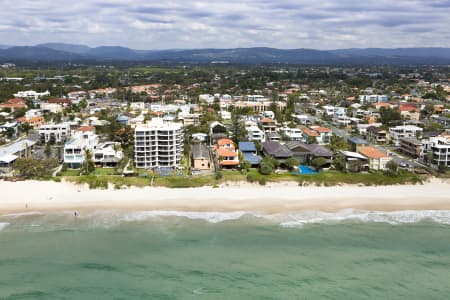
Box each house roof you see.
[399,104,418,112]
[0,139,36,157]
[242,152,262,165]
[339,150,368,160]
[358,146,388,159]
[303,129,319,137]
[260,118,275,123]
[348,137,369,145]
[238,141,257,152]
[192,143,210,159]
[304,144,334,157]
[262,141,292,158]
[313,127,331,133]
[217,148,238,157]
[220,160,240,166]
[217,138,234,146]
[0,154,18,163]
[76,126,95,132]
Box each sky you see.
[1,0,449,49]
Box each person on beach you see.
[74,211,78,217]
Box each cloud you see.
[0,0,448,49]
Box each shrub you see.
[259,162,273,175]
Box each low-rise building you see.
[389,125,423,146]
[93,142,123,168]
[239,141,262,166]
[215,138,239,168]
[64,128,99,169]
[262,141,292,164]
[421,135,450,168]
[39,123,71,143]
[399,137,422,158]
[0,139,36,169]
[191,143,211,171]
[366,126,388,144]
[358,146,391,171]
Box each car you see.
[399,162,407,168]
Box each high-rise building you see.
[134,119,184,169]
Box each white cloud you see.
[0,0,448,49]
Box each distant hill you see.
[1,44,450,64]
[36,43,91,54]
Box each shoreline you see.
[1,178,450,214]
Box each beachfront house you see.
[261,141,292,164]
[93,142,123,168]
[285,141,333,167]
[0,139,36,171]
[338,150,369,172]
[358,146,392,171]
[239,141,262,167]
[64,127,99,169]
[215,138,239,168]
[191,143,212,171]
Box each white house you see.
[389,125,423,146]
[14,90,50,100]
[64,129,99,168]
[93,142,123,168]
[39,123,71,143]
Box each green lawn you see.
[60,169,81,176]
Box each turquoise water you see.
[1,210,450,299]
[298,165,318,174]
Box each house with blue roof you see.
[239,141,262,166]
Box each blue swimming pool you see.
[298,165,318,175]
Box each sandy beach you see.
[0,178,449,214]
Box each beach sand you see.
[0,178,449,214]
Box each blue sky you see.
[1,0,449,49]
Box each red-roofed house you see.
[399,104,420,121]
[215,138,239,168]
[0,98,27,112]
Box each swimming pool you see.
[298,165,318,175]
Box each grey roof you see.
[0,139,36,157]
[242,152,262,165]
[303,144,333,157]
[262,141,292,158]
[192,143,210,159]
[348,136,369,145]
[238,141,257,152]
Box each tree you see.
[333,154,346,171]
[285,157,299,170]
[259,161,273,175]
[311,157,329,169]
[20,123,32,135]
[81,149,95,175]
[13,158,58,178]
[384,160,399,176]
[379,107,402,126]
[240,160,251,172]
[329,135,349,152]
[44,143,52,158]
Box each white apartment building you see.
[64,131,99,168]
[39,123,71,143]
[93,142,123,168]
[359,95,389,104]
[279,127,304,141]
[389,125,423,146]
[134,118,184,169]
[40,103,63,114]
[421,136,450,168]
[246,125,266,142]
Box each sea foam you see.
[0,222,10,231]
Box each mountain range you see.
[0,43,450,64]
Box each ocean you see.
[1,210,450,299]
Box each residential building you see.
[39,123,71,143]
[0,139,36,169]
[260,118,277,133]
[215,138,239,168]
[93,142,123,168]
[338,150,369,172]
[359,94,389,104]
[348,137,370,152]
[279,127,304,141]
[366,126,388,144]
[399,138,422,158]
[358,146,391,171]
[239,141,262,166]
[40,103,63,114]
[246,125,266,142]
[286,141,333,166]
[134,119,184,169]
[0,98,27,112]
[310,126,332,144]
[64,128,99,169]
[262,141,292,163]
[191,143,211,171]
[421,135,450,168]
[389,125,423,146]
